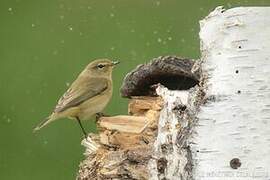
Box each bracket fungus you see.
[120,56,200,97]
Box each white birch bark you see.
[191,6,270,180]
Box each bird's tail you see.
[33,115,54,132]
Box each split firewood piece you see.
[98,96,163,134]
[99,130,152,149]
[98,115,148,134]
[128,96,163,115]
[97,96,163,149]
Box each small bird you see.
[34,59,119,138]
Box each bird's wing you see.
[54,77,108,113]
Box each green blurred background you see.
[0,0,269,179]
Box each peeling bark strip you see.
[77,56,201,180]
[148,85,203,180]
[191,7,270,180]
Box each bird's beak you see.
[112,61,120,66]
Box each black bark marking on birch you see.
[176,127,191,149]
[120,56,200,97]
[161,143,173,154]
[173,104,187,112]
[184,145,193,175]
[157,157,168,174]
[230,158,241,169]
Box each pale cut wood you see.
[98,96,162,134]
[128,96,163,115]
[99,115,149,134]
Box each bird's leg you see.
[76,117,87,139]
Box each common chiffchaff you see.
[34,59,119,137]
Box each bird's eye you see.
[97,64,105,69]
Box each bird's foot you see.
[95,112,109,123]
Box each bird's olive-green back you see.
[54,77,109,113]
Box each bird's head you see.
[86,59,119,77]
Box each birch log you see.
[77,6,270,180]
[191,7,270,180]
